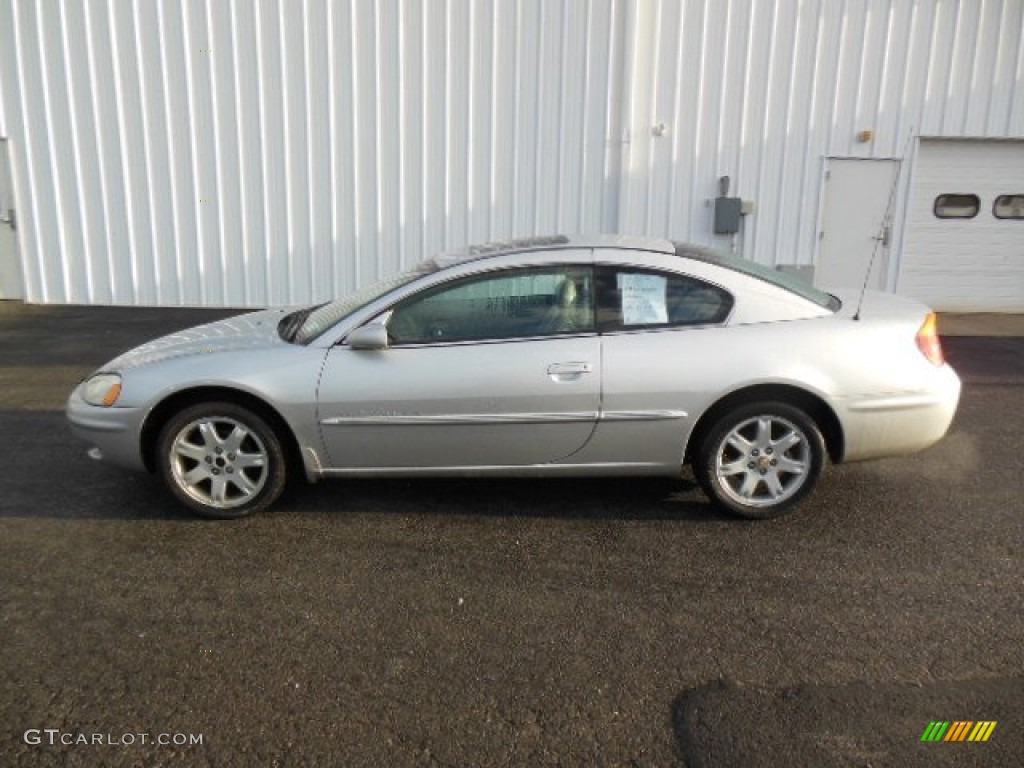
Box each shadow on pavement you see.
[288,474,733,523]
[0,306,245,367]
[2,407,730,522]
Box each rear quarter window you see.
[596,267,733,331]
[673,243,838,311]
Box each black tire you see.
[694,401,825,519]
[156,401,287,519]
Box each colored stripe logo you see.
[921,721,997,742]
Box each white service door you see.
[898,140,1024,311]
[815,159,899,293]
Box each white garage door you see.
[898,140,1024,312]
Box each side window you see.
[596,267,733,331]
[387,266,594,344]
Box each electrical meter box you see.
[714,197,742,234]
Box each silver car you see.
[67,235,961,519]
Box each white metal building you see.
[0,0,1022,310]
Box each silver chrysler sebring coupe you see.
[67,235,961,520]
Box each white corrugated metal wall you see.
[0,0,1022,307]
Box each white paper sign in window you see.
[619,273,668,325]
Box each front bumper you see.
[66,385,148,471]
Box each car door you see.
[317,263,600,469]
[587,260,736,465]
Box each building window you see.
[993,194,1024,220]
[933,194,980,219]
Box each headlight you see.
[82,373,122,406]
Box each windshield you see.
[295,263,436,344]
[674,243,838,309]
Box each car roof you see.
[429,235,837,312]
[430,233,676,269]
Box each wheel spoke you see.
[719,459,748,477]
[755,417,772,449]
[231,472,257,497]
[183,465,210,486]
[775,455,806,475]
[764,471,785,498]
[210,476,229,505]
[222,425,248,454]
[738,472,761,498]
[198,421,221,449]
[174,440,206,461]
[772,430,802,454]
[233,451,265,470]
[726,433,752,453]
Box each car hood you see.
[103,308,292,371]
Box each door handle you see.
[547,362,593,381]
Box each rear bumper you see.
[838,363,962,462]
[66,386,147,471]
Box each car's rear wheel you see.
[157,402,286,518]
[695,401,825,519]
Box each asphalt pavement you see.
[1,304,1021,767]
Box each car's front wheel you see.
[694,401,825,519]
[157,402,287,518]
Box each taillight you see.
[916,312,944,366]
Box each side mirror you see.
[345,323,390,350]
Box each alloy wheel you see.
[713,414,812,508]
[169,416,270,510]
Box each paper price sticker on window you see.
[619,273,668,325]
